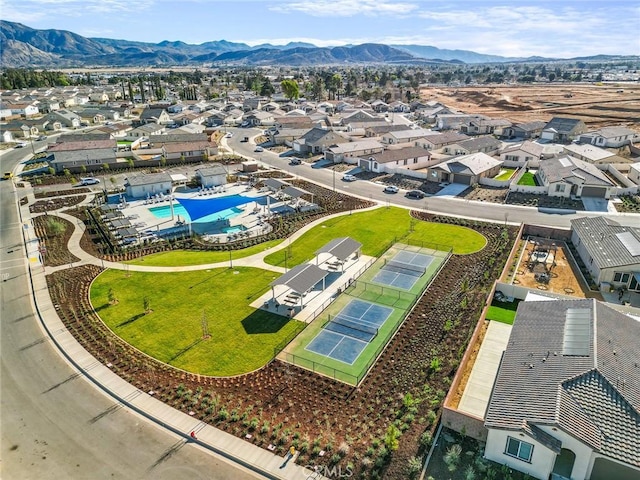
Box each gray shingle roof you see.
[485,298,640,467]
[368,146,431,164]
[456,136,502,151]
[125,172,172,186]
[543,117,585,134]
[571,216,640,269]
[539,156,613,186]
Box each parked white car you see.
[342,174,357,182]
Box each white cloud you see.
[270,0,418,17]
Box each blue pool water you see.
[149,204,189,219]
[148,194,250,223]
[222,225,247,234]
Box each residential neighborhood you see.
[1,65,639,480]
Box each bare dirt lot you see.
[421,83,640,129]
[512,237,599,299]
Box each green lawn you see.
[124,239,283,267]
[263,207,486,268]
[496,168,516,181]
[485,298,520,325]
[90,267,303,376]
[517,172,537,186]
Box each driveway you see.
[433,183,469,197]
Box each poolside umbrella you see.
[176,196,249,223]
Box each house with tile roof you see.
[502,120,547,140]
[427,152,502,185]
[358,146,433,173]
[570,216,640,292]
[499,141,545,166]
[442,135,503,156]
[484,298,640,480]
[324,139,384,164]
[292,128,349,155]
[541,117,587,143]
[562,143,626,165]
[537,156,615,198]
[577,126,637,148]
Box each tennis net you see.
[325,315,378,342]
[384,259,425,277]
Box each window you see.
[555,184,566,193]
[505,437,533,462]
[614,272,630,283]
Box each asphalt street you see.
[0,148,260,480]
[0,128,637,479]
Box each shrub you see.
[444,444,462,472]
[419,431,433,449]
[384,425,400,451]
[407,456,423,479]
[464,465,477,480]
[217,408,229,421]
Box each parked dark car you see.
[405,189,425,199]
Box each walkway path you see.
[24,183,383,479]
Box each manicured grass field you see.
[90,267,303,376]
[486,299,520,325]
[263,207,486,268]
[517,172,537,186]
[124,239,282,267]
[495,168,516,181]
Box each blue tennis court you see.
[373,251,434,290]
[305,299,393,365]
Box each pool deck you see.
[107,183,307,240]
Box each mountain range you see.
[0,21,634,68]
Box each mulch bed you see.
[33,215,81,266]
[34,188,91,199]
[30,195,86,214]
[44,213,517,478]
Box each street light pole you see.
[332,166,336,192]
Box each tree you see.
[311,77,325,101]
[143,296,151,314]
[280,79,300,101]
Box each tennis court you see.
[372,251,434,290]
[305,299,393,365]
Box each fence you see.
[284,246,453,386]
[281,352,359,385]
[306,257,375,323]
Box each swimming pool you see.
[149,204,190,219]
[149,194,251,223]
[222,225,247,234]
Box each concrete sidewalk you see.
[20,184,359,479]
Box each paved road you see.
[0,151,261,480]
[228,128,639,229]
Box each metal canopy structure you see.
[115,227,138,238]
[315,237,362,262]
[270,263,328,294]
[263,178,289,191]
[270,264,329,308]
[109,218,131,229]
[282,185,310,199]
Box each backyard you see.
[495,168,516,181]
[516,172,537,186]
[90,267,304,376]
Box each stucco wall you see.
[485,429,555,480]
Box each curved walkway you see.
[25,184,386,479]
[24,186,367,479]
[46,200,383,274]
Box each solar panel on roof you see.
[615,231,640,256]
[562,308,591,356]
[559,157,573,167]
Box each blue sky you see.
[4,0,640,58]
